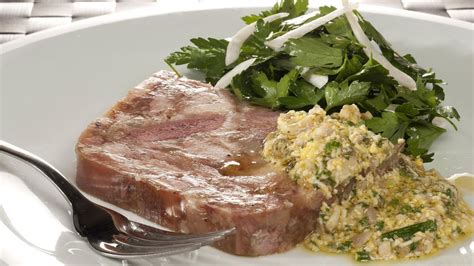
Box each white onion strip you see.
[342,1,417,90]
[215,58,257,89]
[300,67,328,88]
[303,73,329,88]
[265,3,358,51]
[283,10,320,25]
[225,12,289,66]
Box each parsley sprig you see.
[165,0,459,162]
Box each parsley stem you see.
[165,60,182,78]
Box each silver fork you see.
[0,140,234,259]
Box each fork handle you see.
[0,140,87,207]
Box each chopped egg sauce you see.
[263,105,473,261]
[263,104,394,198]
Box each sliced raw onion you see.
[225,12,289,66]
[303,73,328,88]
[300,67,328,88]
[215,58,257,89]
[265,3,358,51]
[370,40,382,55]
[283,10,320,25]
[342,1,417,90]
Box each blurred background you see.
[0,0,472,44]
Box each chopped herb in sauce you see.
[389,198,400,207]
[444,188,454,199]
[359,217,369,227]
[409,241,419,252]
[381,220,437,241]
[375,221,385,231]
[400,204,421,214]
[324,140,342,154]
[355,250,371,262]
[455,226,464,235]
[337,241,352,252]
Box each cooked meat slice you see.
[75,71,323,256]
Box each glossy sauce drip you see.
[219,151,269,176]
[453,175,474,192]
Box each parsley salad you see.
[165,0,459,162]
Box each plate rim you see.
[0,2,473,265]
[0,2,472,56]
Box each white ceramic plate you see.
[0,2,473,265]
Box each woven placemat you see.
[401,0,473,21]
[0,0,472,44]
[0,0,159,43]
